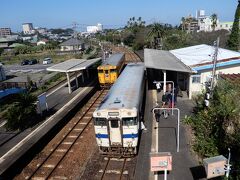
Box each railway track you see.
[97,156,137,180]
[19,89,108,179]
[110,46,142,63]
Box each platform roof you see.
[144,48,193,73]
[170,44,240,66]
[47,58,101,73]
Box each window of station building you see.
[122,117,137,126]
[98,70,104,73]
[94,118,107,126]
[111,120,119,128]
[192,75,201,83]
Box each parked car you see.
[21,59,29,66]
[43,58,52,65]
[28,59,38,65]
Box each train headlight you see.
[97,112,101,116]
[127,112,131,116]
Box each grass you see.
[0,46,101,65]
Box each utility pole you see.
[72,22,78,38]
[210,37,220,93]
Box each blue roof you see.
[192,59,240,72]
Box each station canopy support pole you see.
[163,70,166,94]
[66,72,72,94]
[75,72,79,88]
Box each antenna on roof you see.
[114,98,121,103]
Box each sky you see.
[0,0,238,32]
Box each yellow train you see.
[97,53,125,87]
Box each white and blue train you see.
[93,63,145,156]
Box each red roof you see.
[220,73,240,82]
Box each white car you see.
[43,58,52,65]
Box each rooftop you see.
[170,44,240,66]
[59,38,84,46]
[47,58,101,73]
[220,73,240,82]
[144,48,193,73]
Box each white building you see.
[87,23,103,33]
[217,22,233,31]
[171,44,240,99]
[22,23,35,34]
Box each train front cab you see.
[94,110,139,156]
[97,66,118,86]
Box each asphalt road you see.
[4,64,52,74]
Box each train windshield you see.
[122,117,137,126]
[110,69,117,73]
[98,70,104,73]
[94,118,107,126]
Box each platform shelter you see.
[47,58,101,93]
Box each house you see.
[37,39,48,46]
[0,36,18,49]
[59,38,84,51]
[170,44,240,98]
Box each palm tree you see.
[181,17,186,31]
[5,93,37,131]
[211,13,218,31]
[148,23,166,49]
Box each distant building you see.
[87,23,103,33]
[0,28,11,37]
[22,23,34,34]
[59,38,85,51]
[182,15,199,33]
[0,36,17,49]
[35,27,47,34]
[181,10,233,33]
[217,22,233,31]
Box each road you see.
[4,64,52,74]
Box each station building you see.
[145,44,240,99]
[171,44,240,99]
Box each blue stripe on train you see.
[95,133,138,138]
[96,134,109,138]
[122,133,138,138]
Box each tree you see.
[148,23,166,49]
[5,93,37,131]
[211,13,218,31]
[227,0,240,51]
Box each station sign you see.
[150,152,172,172]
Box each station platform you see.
[0,79,96,176]
[135,88,201,180]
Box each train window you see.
[94,118,107,126]
[122,117,137,126]
[111,120,119,128]
[98,70,104,73]
[104,70,109,74]
[110,69,117,73]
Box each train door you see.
[108,119,122,146]
[104,70,111,83]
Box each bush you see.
[184,80,240,179]
[5,93,37,131]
